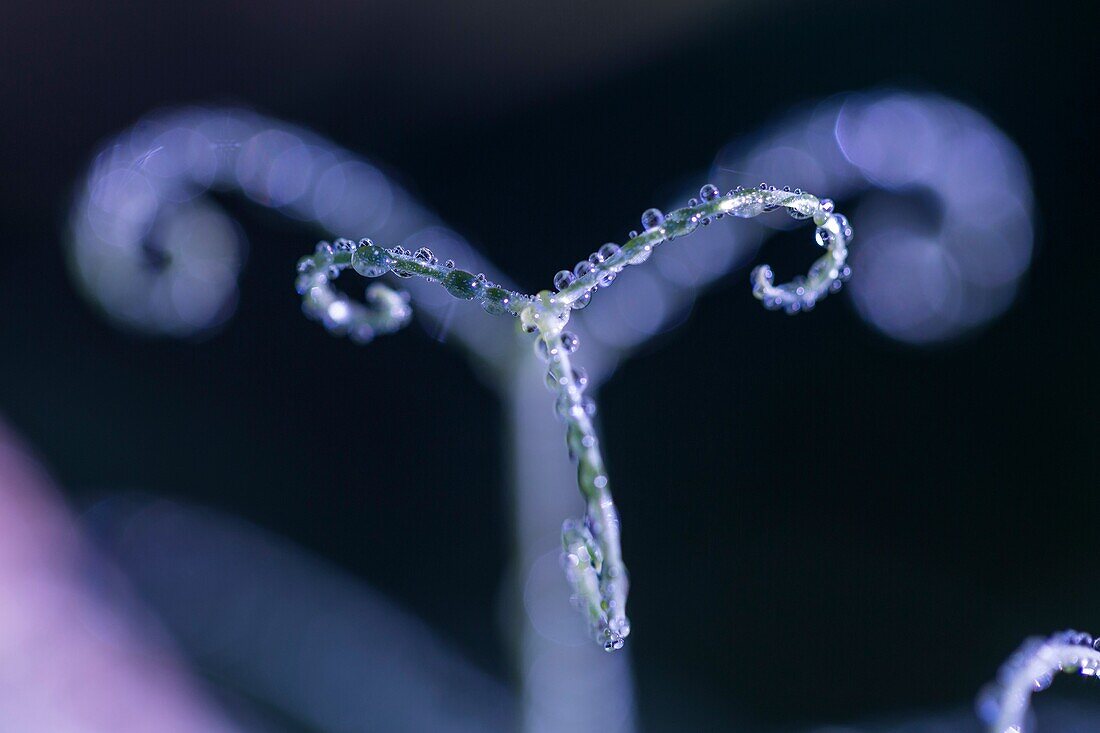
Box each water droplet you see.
[333,238,356,253]
[574,261,593,278]
[554,269,576,291]
[480,286,511,315]
[572,366,588,390]
[571,292,592,310]
[545,369,563,391]
[640,208,665,230]
[820,198,835,213]
[687,197,698,207]
[414,247,437,265]
[628,230,639,239]
[598,243,621,260]
[588,252,604,265]
[560,331,579,353]
[442,269,485,300]
[750,264,773,284]
[352,243,393,278]
[699,183,719,202]
[296,257,316,274]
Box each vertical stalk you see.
[506,358,636,733]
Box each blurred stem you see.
[506,360,636,733]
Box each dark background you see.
[1,0,1096,729]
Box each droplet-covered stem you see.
[296,182,853,651]
[979,630,1100,732]
[543,327,629,651]
[554,186,833,309]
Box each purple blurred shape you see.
[0,419,246,733]
[713,91,1034,344]
[83,494,516,733]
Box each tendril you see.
[298,182,851,649]
[978,630,1100,732]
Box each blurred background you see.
[1,1,1097,731]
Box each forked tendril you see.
[296,182,852,649]
[978,630,1100,733]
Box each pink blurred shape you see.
[0,418,242,733]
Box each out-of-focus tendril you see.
[297,182,852,649]
[978,630,1100,733]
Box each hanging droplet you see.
[545,369,563,391]
[833,214,853,240]
[699,183,719,202]
[554,269,576,291]
[640,208,665,230]
[571,292,592,310]
[560,331,579,353]
[521,303,549,333]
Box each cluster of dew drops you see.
[549,181,841,315]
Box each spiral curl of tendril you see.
[298,183,851,648]
[977,630,1100,733]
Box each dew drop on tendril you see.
[640,208,664,230]
[699,183,719,202]
[560,331,579,353]
[598,243,621,260]
[554,269,576,291]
